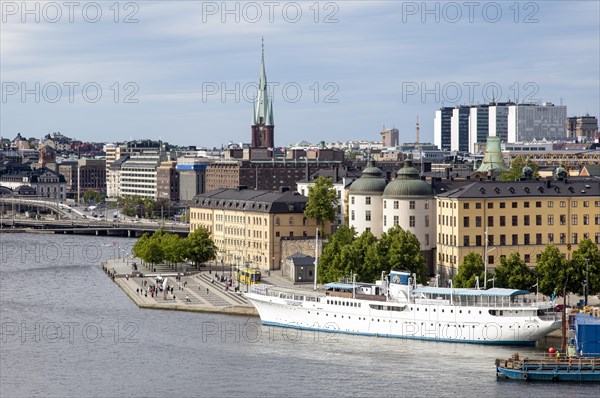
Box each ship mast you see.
[313,227,319,291]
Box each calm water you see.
[1,233,597,398]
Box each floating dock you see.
[495,353,600,382]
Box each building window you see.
[275,231,280,237]
[571,214,577,225]
[572,201,578,208]
[289,217,294,225]
[393,216,399,226]
[475,216,482,228]
[464,236,470,246]
[365,211,371,221]
[583,201,589,207]
[409,201,415,209]
[536,201,542,208]
[425,215,429,227]
[424,201,429,209]
[488,255,494,265]
[394,201,399,209]
[548,214,554,225]
[572,233,578,244]
[463,217,469,228]
[499,235,506,246]
[524,234,530,245]
[524,254,530,263]
[476,235,482,246]
[487,216,494,227]
[536,215,542,226]
[425,234,429,246]
[351,210,355,221]
[500,202,505,209]
[583,214,589,225]
[351,196,355,205]
[500,216,506,227]
[476,203,482,209]
[548,233,554,243]
[512,234,518,245]
[488,235,494,245]
[560,215,566,225]
[487,203,493,209]
[595,233,600,244]
[559,233,566,244]
[536,233,542,244]
[463,203,469,209]
[512,202,517,208]
[548,201,554,208]
[596,214,600,225]
[512,216,518,226]
[366,197,371,205]
[560,201,566,208]
[409,216,415,227]
[524,215,530,226]
[275,217,280,226]
[383,201,387,209]
[383,215,387,227]
[365,227,371,233]
[524,202,530,208]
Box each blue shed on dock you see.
[573,313,600,357]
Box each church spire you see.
[255,37,273,127]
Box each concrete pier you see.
[102,259,266,316]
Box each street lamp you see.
[584,258,590,306]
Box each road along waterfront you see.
[1,233,596,397]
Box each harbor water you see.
[1,233,597,397]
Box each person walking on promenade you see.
[206,287,209,295]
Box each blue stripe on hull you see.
[497,367,600,382]
[261,320,536,346]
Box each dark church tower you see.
[251,39,274,148]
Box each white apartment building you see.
[508,103,567,142]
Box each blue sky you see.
[1,1,599,148]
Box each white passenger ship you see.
[245,271,561,345]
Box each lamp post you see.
[584,258,590,306]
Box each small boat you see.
[495,353,600,382]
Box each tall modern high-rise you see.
[468,106,489,153]
[434,107,453,150]
[451,106,470,152]
[507,102,567,142]
[251,39,274,149]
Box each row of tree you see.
[317,225,428,285]
[118,196,177,219]
[131,227,217,266]
[454,238,600,297]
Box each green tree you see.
[454,253,484,288]
[131,233,150,261]
[380,226,428,284]
[499,156,539,181]
[304,176,338,234]
[493,252,534,290]
[161,233,185,266]
[83,189,104,204]
[317,225,356,283]
[535,244,569,297]
[571,238,600,295]
[185,227,217,266]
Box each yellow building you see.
[189,187,322,271]
[436,175,600,278]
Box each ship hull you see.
[246,293,561,345]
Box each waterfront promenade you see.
[102,258,292,317]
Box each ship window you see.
[459,310,462,313]
[468,310,471,314]
[500,311,503,316]
[479,311,481,314]
[451,310,453,313]
[442,309,444,313]
[425,308,428,311]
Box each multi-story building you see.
[507,102,567,142]
[156,161,179,202]
[177,156,210,203]
[435,169,600,279]
[189,187,323,271]
[119,151,169,199]
[382,161,435,271]
[348,164,386,237]
[380,128,399,147]
[0,167,66,200]
[468,106,489,153]
[434,107,453,150]
[205,159,344,192]
[451,106,470,152]
[567,115,599,142]
[58,158,106,200]
[104,140,165,198]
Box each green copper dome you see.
[383,160,432,198]
[349,164,386,195]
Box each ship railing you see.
[496,354,598,371]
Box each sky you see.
[1,0,599,148]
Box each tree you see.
[380,226,428,284]
[493,252,534,290]
[131,233,150,261]
[83,189,104,204]
[499,156,539,181]
[161,233,185,266]
[185,227,217,266]
[304,176,338,233]
[317,225,356,283]
[454,253,484,288]
[535,244,569,297]
[571,238,600,296]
